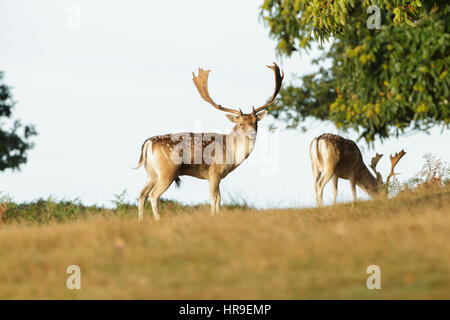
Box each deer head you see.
[370,150,407,192]
[192,62,284,139]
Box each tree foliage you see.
[0,72,37,171]
[261,0,449,142]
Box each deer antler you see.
[192,68,241,116]
[252,62,284,114]
[386,150,406,184]
[370,153,383,176]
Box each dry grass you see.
[0,188,449,299]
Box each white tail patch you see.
[144,140,153,169]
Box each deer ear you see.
[255,110,268,121]
[226,114,238,123]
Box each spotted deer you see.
[310,133,406,207]
[135,63,284,220]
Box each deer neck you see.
[356,166,380,198]
[227,126,257,166]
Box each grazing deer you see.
[310,133,406,207]
[135,63,284,220]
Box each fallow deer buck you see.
[310,133,406,207]
[135,63,284,220]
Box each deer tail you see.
[133,139,151,170]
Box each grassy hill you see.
[0,185,449,299]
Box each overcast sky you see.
[1,0,449,209]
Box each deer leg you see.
[331,175,339,205]
[215,187,221,214]
[149,176,174,221]
[138,175,157,221]
[316,169,334,207]
[209,176,221,216]
[313,171,322,207]
[350,179,357,202]
[311,161,321,207]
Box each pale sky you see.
[1,0,449,208]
